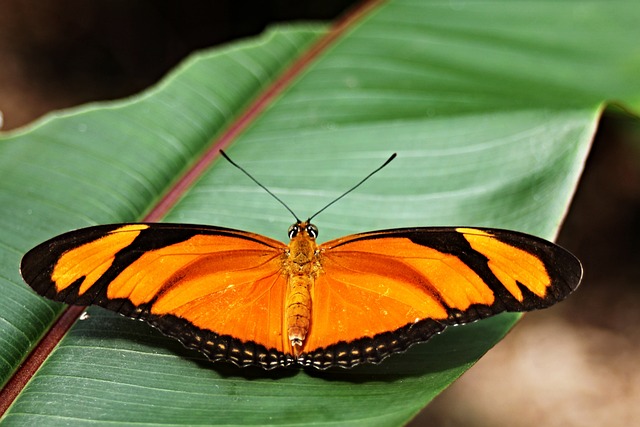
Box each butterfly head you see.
[288,221,319,241]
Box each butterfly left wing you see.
[21,223,297,369]
[300,227,582,369]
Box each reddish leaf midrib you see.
[0,0,383,417]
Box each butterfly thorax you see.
[283,221,321,357]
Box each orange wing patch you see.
[321,234,500,313]
[458,228,549,301]
[106,234,282,306]
[51,224,149,295]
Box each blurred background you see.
[1,1,638,425]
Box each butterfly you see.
[20,152,582,369]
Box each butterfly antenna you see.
[308,153,397,222]
[220,150,301,222]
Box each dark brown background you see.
[1,1,638,425]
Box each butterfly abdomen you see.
[285,275,312,356]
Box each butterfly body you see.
[283,222,320,355]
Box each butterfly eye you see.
[288,224,300,239]
[306,224,318,239]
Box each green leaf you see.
[1,1,639,425]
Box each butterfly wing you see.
[21,223,295,369]
[301,227,582,368]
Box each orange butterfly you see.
[21,153,582,369]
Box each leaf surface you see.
[1,1,639,425]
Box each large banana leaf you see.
[1,1,639,425]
